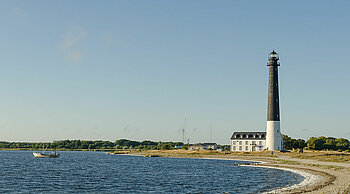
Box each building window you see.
[245,141,248,145]
[259,141,262,145]
[239,141,242,145]
[232,146,236,150]
[252,141,256,145]
[239,146,242,151]
[245,146,248,151]
[232,141,236,145]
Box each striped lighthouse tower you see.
[266,50,283,151]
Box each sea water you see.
[0,150,303,193]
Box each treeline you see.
[282,135,306,150]
[283,135,350,151]
[306,136,349,151]
[0,140,114,150]
[0,139,186,150]
[114,139,184,150]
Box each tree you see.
[324,137,337,150]
[307,137,326,150]
[160,144,172,150]
[294,139,306,149]
[336,138,350,151]
[282,134,293,150]
[282,134,306,150]
[115,139,140,147]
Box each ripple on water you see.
[0,151,304,193]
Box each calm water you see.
[0,150,303,193]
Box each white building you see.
[188,143,217,150]
[230,132,266,151]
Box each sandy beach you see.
[121,150,350,193]
[248,165,322,193]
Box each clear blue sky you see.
[0,1,349,144]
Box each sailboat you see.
[33,145,59,158]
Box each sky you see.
[0,1,349,144]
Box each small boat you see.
[144,154,160,157]
[33,151,59,158]
[33,145,59,158]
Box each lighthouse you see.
[266,50,283,151]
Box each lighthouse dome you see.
[270,50,279,59]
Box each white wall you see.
[230,140,266,151]
[266,121,282,151]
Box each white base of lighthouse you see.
[266,121,282,151]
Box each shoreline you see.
[175,156,322,193]
[193,157,322,193]
[122,151,348,193]
[251,165,322,193]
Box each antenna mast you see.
[182,117,187,144]
[182,128,185,143]
[210,123,213,143]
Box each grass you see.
[127,150,350,163]
[278,150,350,163]
[293,162,349,172]
[296,153,350,163]
[123,149,278,159]
[276,159,300,165]
[343,184,350,194]
[109,150,131,154]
